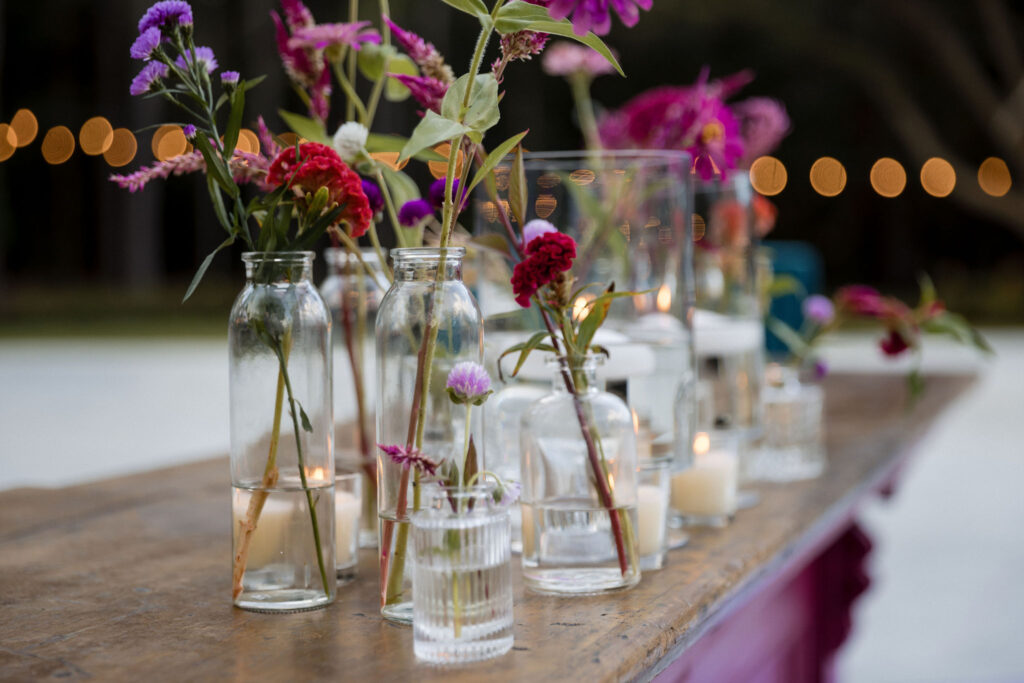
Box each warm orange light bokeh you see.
[79,117,114,156]
[0,124,16,162]
[870,158,907,198]
[809,157,847,197]
[921,157,956,197]
[152,125,187,161]
[103,128,138,168]
[978,157,1011,198]
[10,109,38,148]
[41,126,75,164]
[428,143,464,179]
[535,194,557,219]
[749,156,787,196]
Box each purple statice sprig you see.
[175,45,218,74]
[129,61,170,96]
[130,27,164,60]
[138,0,193,34]
[377,444,440,477]
[445,362,493,406]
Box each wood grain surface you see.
[0,374,975,682]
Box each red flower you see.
[267,142,372,237]
[511,231,577,308]
[752,194,777,237]
[879,329,910,357]
[835,285,889,318]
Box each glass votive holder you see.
[670,431,739,528]
[637,460,671,570]
[334,471,361,583]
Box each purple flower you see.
[522,219,558,248]
[397,199,434,227]
[383,16,453,84]
[361,179,384,214]
[138,0,193,34]
[541,41,616,78]
[813,359,829,380]
[182,124,197,139]
[389,73,448,116]
[493,480,522,506]
[428,177,466,211]
[129,61,169,96]
[445,362,493,405]
[377,444,439,476]
[497,30,550,72]
[545,0,653,36]
[735,97,790,165]
[175,46,218,73]
[288,22,381,54]
[220,70,240,85]
[802,295,835,325]
[130,27,163,60]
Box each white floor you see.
[1,331,1022,680]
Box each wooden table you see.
[0,374,975,682]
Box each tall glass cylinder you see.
[474,150,696,477]
[376,247,483,623]
[691,174,765,463]
[320,247,387,548]
[229,252,335,612]
[521,356,640,595]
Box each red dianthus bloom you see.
[267,142,372,237]
[879,329,911,357]
[511,231,577,307]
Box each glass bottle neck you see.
[391,247,465,283]
[324,247,385,277]
[550,356,604,394]
[243,252,314,284]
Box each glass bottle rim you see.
[241,251,315,264]
[324,246,385,263]
[391,246,465,262]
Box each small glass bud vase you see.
[521,355,641,595]
[670,430,740,528]
[229,252,335,612]
[750,363,826,481]
[412,484,514,663]
[376,247,483,623]
[320,247,387,549]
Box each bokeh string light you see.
[10,109,38,148]
[40,126,76,164]
[978,157,1012,198]
[920,157,956,197]
[809,157,847,197]
[748,156,787,196]
[870,158,907,198]
[79,117,114,156]
[0,124,17,162]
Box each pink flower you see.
[541,41,616,78]
[377,444,439,476]
[734,97,790,165]
[802,295,835,324]
[445,362,493,405]
[689,93,744,180]
[288,21,381,55]
[545,0,653,36]
[879,329,911,357]
[383,16,453,84]
[390,73,448,115]
[271,1,332,123]
[109,150,270,193]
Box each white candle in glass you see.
[334,490,360,568]
[520,503,535,557]
[636,483,668,556]
[693,308,764,357]
[670,432,739,519]
[232,493,296,568]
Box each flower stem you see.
[569,73,602,151]
[338,258,376,487]
[346,0,360,122]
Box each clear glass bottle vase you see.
[229,252,336,612]
[751,363,826,481]
[320,246,387,549]
[521,355,641,595]
[376,247,483,623]
[412,484,514,663]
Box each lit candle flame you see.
[310,467,326,482]
[631,409,639,434]
[694,432,710,456]
[656,284,672,312]
[573,294,593,321]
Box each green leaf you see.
[193,132,238,198]
[507,144,527,227]
[467,132,528,198]
[298,403,313,433]
[357,43,398,81]
[399,110,470,161]
[442,73,501,133]
[291,206,342,251]
[277,109,330,144]
[380,167,420,207]
[184,235,236,302]
[242,75,266,92]
[366,133,446,161]
[494,2,624,76]
[205,175,232,232]
[917,272,937,307]
[767,274,806,299]
[222,86,246,159]
[576,285,623,353]
[767,316,811,359]
[497,331,557,381]
[440,0,490,19]
[385,55,419,102]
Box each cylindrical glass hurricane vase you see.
[229,252,335,612]
[320,247,387,549]
[521,356,641,595]
[750,363,826,481]
[412,484,514,663]
[376,247,483,623]
[474,150,697,473]
[692,174,765,451]
[670,430,740,528]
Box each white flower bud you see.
[332,121,368,164]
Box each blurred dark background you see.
[1,0,1022,334]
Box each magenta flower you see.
[271,0,331,122]
[110,150,270,193]
[383,16,453,84]
[522,219,558,248]
[541,41,616,78]
[813,360,829,380]
[689,93,744,180]
[545,0,653,36]
[802,295,835,325]
[361,178,384,214]
[398,199,434,227]
[377,444,439,476]
[129,61,169,96]
[835,285,888,318]
[735,97,790,165]
[138,0,193,34]
[879,329,911,357]
[428,177,465,210]
[445,362,493,406]
[389,73,448,115]
[288,21,381,54]
[130,27,163,60]
[182,124,197,139]
[220,70,240,85]
[175,46,218,73]
[497,30,550,73]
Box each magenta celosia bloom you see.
[398,199,434,226]
[256,116,280,160]
[138,0,193,34]
[175,46,218,73]
[545,0,653,36]
[446,362,493,406]
[129,61,169,96]
[802,295,835,325]
[390,73,448,115]
[383,16,453,84]
[734,97,790,165]
[541,41,616,78]
[377,444,439,476]
[288,21,381,53]
[522,219,558,247]
[130,27,163,60]
[220,70,240,85]
[272,0,331,122]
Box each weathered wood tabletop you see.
[0,373,975,682]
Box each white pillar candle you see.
[335,490,360,567]
[670,450,739,518]
[693,309,764,357]
[232,492,296,568]
[636,484,668,556]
